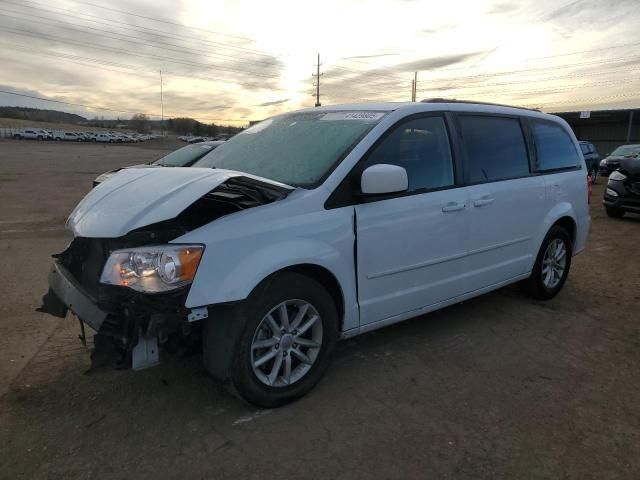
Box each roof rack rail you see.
[420,98,540,112]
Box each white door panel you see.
[356,189,469,325]
[465,176,546,289]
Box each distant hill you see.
[0,107,87,124]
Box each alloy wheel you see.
[250,299,323,387]
[542,238,567,289]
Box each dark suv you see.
[579,141,600,183]
[599,144,640,176]
[603,158,640,217]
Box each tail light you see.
[587,175,592,205]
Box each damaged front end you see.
[38,170,292,371]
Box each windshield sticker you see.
[320,112,385,121]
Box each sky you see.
[0,0,639,126]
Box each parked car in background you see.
[602,157,640,218]
[579,141,600,183]
[53,131,82,142]
[13,129,48,140]
[92,141,224,186]
[40,101,590,407]
[93,133,111,143]
[599,144,640,176]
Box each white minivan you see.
[40,101,590,406]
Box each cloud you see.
[342,53,398,60]
[1,0,639,119]
[321,49,496,102]
[257,98,290,107]
[487,1,521,15]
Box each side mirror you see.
[605,152,610,157]
[361,164,408,195]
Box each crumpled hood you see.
[68,167,290,237]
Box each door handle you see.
[442,202,465,213]
[473,196,495,207]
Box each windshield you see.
[610,145,640,157]
[193,110,387,186]
[153,143,219,167]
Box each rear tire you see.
[522,225,572,300]
[605,207,624,218]
[215,272,338,407]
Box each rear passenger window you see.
[458,115,530,183]
[361,116,454,192]
[531,120,581,171]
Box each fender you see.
[183,213,359,332]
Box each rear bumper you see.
[39,261,108,331]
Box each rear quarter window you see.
[531,120,581,171]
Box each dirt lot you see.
[0,139,639,479]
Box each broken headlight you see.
[100,245,204,293]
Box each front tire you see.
[606,207,624,218]
[522,225,572,300]
[225,272,338,407]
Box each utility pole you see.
[159,70,164,137]
[312,53,323,107]
[412,71,418,102]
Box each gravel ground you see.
[0,139,639,479]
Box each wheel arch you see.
[274,263,345,332]
[528,205,578,272]
[552,215,577,248]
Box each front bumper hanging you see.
[38,262,108,331]
[38,260,196,371]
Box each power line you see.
[422,77,640,98]
[8,0,640,93]
[324,53,640,93]
[0,40,309,95]
[417,67,640,92]
[524,92,640,109]
[426,54,640,82]
[64,0,255,43]
[3,0,279,61]
[326,41,640,87]
[0,8,281,69]
[0,23,282,81]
